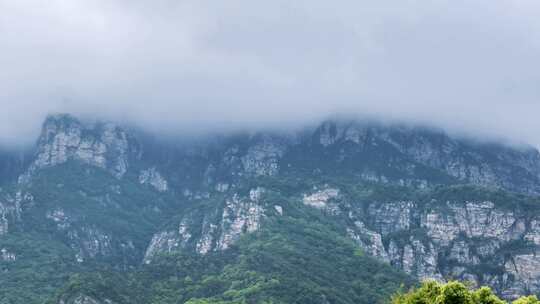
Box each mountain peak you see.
[43,113,80,124]
[20,114,135,181]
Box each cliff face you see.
[311,121,540,195]
[14,116,540,194]
[3,114,540,302]
[135,121,540,299]
[305,190,540,299]
[0,190,33,236]
[142,186,540,299]
[19,114,137,183]
[144,187,266,262]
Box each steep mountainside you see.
[2,114,540,303]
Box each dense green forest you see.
[46,216,413,304]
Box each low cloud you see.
[1,0,540,146]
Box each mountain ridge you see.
[3,113,540,303]
[19,113,540,194]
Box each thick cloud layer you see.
[1,0,540,146]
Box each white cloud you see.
[1,0,540,146]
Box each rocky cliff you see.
[14,115,540,195]
[19,114,137,183]
[311,121,540,195]
[299,187,540,299]
[138,119,540,299]
[3,114,540,302]
[143,182,540,299]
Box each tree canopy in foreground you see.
[393,281,540,304]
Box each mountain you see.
[2,114,540,303]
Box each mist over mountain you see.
[0,113,540,303]
[2,0,540,147]
[3,1,540,304]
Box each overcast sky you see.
[1,0,540,146]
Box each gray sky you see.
[1,0,540,146]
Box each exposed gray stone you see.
[302,193,540,299]
[241,135,287,176]
[20,115,133,182]
[139,167,168,192]
[302,188,340,213]
[1,248,16,262]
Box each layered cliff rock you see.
[144,187,265,262]
[0,190,33,235]
[19,114,137,183]
[313,121,540,195]
[17,115,540,196]
[299,187,540,299]
[140,183,540,299]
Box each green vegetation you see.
[0,163,181,304]
[47,216,413,304]
[3,137,540,304]
[4,161,540,303]
[0,233,81,304]
[393,281,539,304]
